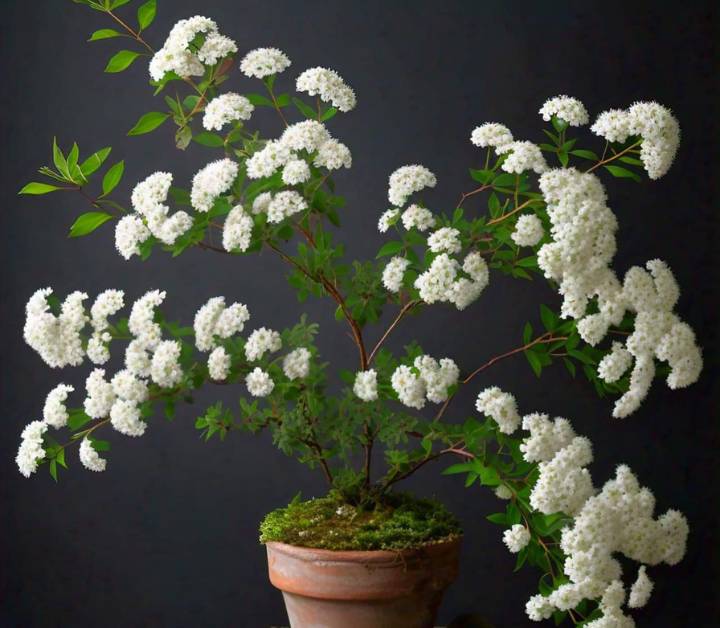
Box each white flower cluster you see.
[427,227,461,254]
[296,67,356,112]
[282,348,311,381]
[382,256,410,293]
[511,214,544,247]
[24,288,87,368]
[149,16,236,81]
[539,95,589,127]
[377,208,400,233]
[387,165,437,208]
[193,297,250,352]
[353,369,378,402]
[245,327,282,362]
[495,404,691,625]
[401,204,436,232]
[207,346,231,381]
[203,93,254,131]
[537,168,702,417]
[87,289,125,364]
[191,159,239,213]
[470,123,514,150]
[246,367,274,397]
[117,171,194,260]
[414,251,489,311]
[266,191,308,224]
[497,141,549,175]
[591,101,680,179]
[391,355,459,410]
[503,524,531,553]
[240,47,291,79]
[246,120,351,184]
[16,421,47,478]
[222,204,254,252]
[43,383,74,428]
[475,386,521,434]
[79,438,106,472]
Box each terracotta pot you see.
[266,537,461,628]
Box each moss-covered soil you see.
[259,491,461,551]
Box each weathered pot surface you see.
[266,537,461,628]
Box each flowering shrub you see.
[15,1,703,625]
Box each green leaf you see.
[193,132,225,147]
[18,182,64,195]
[469,168,493,184]
[568,349,595,365]
[492,173,516,187]
[111,0,132,7]
[245,93,275,107]
[487,192,501,218]
[569,149,599,160]
[523,321,533,344]
[137,0,157,30]
[540,304,557,332]
[49,459,58,482]
[442,462,474,475]
[376,241,404,258]
[69,212,114,237]
[558,150,569,167]
[292,97,317,119]
[619,155,643,166]
[525,349,542,377]
[104,50,141,73]
[563,358,576,378]
[604,164,641,182]
[320,107,338,122]
[128,111,169,136]
[52,137,70,179]
[88,28,122,41]
[551,115,569,133]
[486,513,507,525]
[79,147,112,176]
[101,160,125,196]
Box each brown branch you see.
[586,140,642,173]
[367,300,420,365]
[457,183,492,208]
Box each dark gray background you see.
[1,1,717,626]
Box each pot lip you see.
[266,534,462,563]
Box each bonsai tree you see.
[15,1,703,625]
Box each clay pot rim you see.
[265,534,461,564]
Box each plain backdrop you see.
[1,1,718,627]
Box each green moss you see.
[259,491,462,551]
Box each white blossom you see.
[470,123,513,149]
[24,288,88,368]
[591,101,680,179]
[495,485,513,500]
[110,398,146,437]
[539,95,589,127]
[110,369,149,403]
[150,340,183,388]
[498,141,548,174]
[149,16,221,81]
[387,165,437,208]
[353,370,378,402]
[246,140,293,179]
[462,252,489,285]
[378,208,400,233]
[131,171,173,215]
[115,215,150,260]
[414,254,458,305]
[628,566,653,608]
[382,256,410,293]
[415,356,459,403]
[280,120,331,152]
[296,67,356,112]
[476,386,521,434]
[203,93,253,131]
[125,339,152,378]
[427,227,462,254]
[246,367,274,397]
[282,348,311,380]
[223,204,254,252]
[511,214,544,247]
[503,524,531,553]
[597,342,633,383]
[42,384,74,428]
[208,346,231,381]
[282,159,311,185]
[245,327,282,361]
[390,365,426,410]
[16,421,47,477]
[314,139,352,170]
[83,369,116,419]
[240,47,290,79]
[401,204,436,231]
[266,190,308,223]
[79,438,106,472]
[520,414,575,463]
[197,33,237,66]
[128,290,166,350]
[252,191,273,215]
[190,158,238,212]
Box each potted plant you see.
[15,2,702,626]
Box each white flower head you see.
[150,340,183,388]
[240,47,291,79]
[476,386,520,434]
[511,214,544,247]
[296,67,356,112]
[427,227,462,254]
[115,215,151,260]
[16,421,47,477]
[266,190,308,224]
[470,123,514,149]
[246,367,274,397]
[388,165,436,208]
[128,290,166,350]
[503,524,531,553]
[353,370,378,402]
[282,159,311,185]
[282,348,311,380]
[191,158,238,212]
[378,208,400,233]
[223,204,254,252]
[203,93,254,131]
[208,346,231,381]
[498,141,548,174]
[79,438,107,472]
[110,398,146,437]
[401,204,436,232]
[43,384,74,429]
[245,327,282,361]
[539,95,589,127]
[382,256,410,293]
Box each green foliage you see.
[128,112,170,136]
[136,0,156,31]
[104,50,140,73]
[259,492,461,551]
[69,211,114,237]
